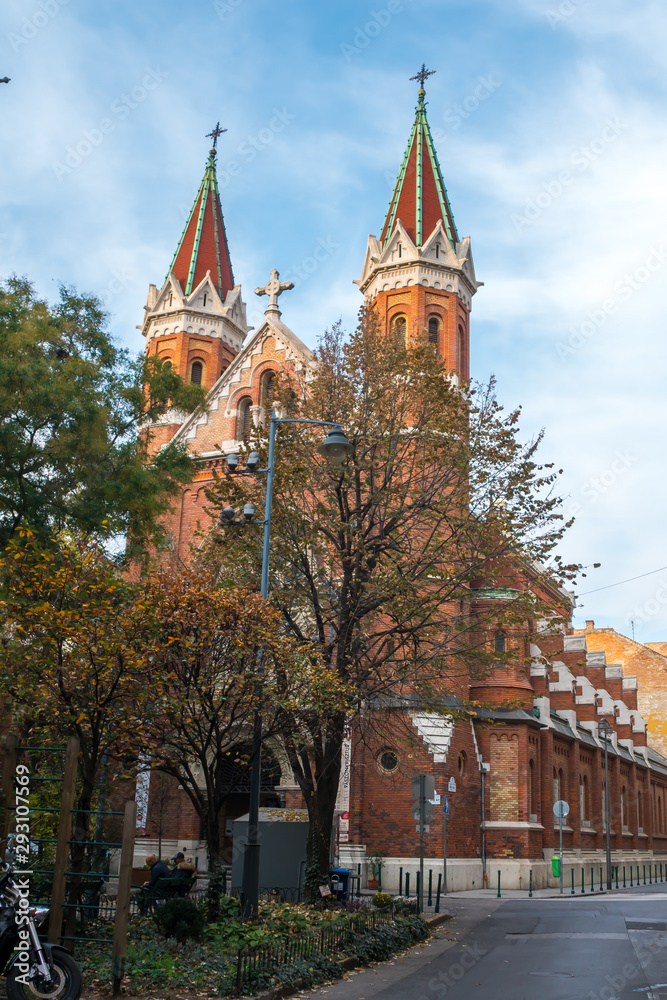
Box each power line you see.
[578,564,667,598]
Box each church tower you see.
[356,69,480,378]
[141,128,251,452]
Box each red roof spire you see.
[168,134,235,300]
[380,71,458,249]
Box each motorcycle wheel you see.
[6,949,82,1000]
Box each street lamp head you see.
[243,502,257,522]
[317,426,352,468]
[245,451,261,472]
[225,453,239,472]
[221,506,236,522]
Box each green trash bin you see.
[552,856,560,877]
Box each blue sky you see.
[2,0,667,640]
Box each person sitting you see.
[142,854,170,887]
[169,851,197,894]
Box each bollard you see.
[581,868,585,894]
[435,873,442,914]
[600,866,603,891]
[623,866,626,888]
[428,869,433,907]
[357,864,361,898]
[649,864,652,885]
[591,867,594,893]
[643,864,646,886]
[529,869,533,898]
[405,873,410,898]
[416,871,421,911]
[637,865,640,886]
[615,866,619,889]
[378,863,382,892]
[497,871,501,898]
[399,867,403,896]
[571,869,575,895]
[631,866,633,887]
[661,863,664,882]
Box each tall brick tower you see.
[356,71,480,378]
[141,133,251,452]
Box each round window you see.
[458,751,467,777]
[377,750,399,774]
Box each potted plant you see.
[366,851,385,890]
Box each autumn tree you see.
[0,529,155,935]
[204,307,579,881]
[0,276,205,554]
[136,569,343,871]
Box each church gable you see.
[170,316,315,455]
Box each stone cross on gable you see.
[254,268,294,318]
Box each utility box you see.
[232,808,308,894]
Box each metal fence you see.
[234,909,393,994]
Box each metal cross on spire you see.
[206,121,227,151]
[410,63,436,91]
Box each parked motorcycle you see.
[0,861,82,999]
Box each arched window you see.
[458,324,465,370]
[494,632,506,654]
[553,768,560,803]
[261,370,276,408]
[391,314,407,345]
[579,777,585,822]
[428,315,439,345]
[528,760,535,817]
[190,360,204,385]
[237,396,253,439]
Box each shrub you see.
[154,898,206,943]
[372,891,393,909]
[393,895,419,915]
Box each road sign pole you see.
[419,775,425,914]
[559,812,563,895]
[443,804,447,896]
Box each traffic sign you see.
[448,777,457,793]
[553,800,570,819]
[412,775,435,800]
[443,794,449,815]
[412,799,434,823]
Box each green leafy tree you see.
[0,276,205,554]
[204,306,580,884]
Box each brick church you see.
[134,81,667,890]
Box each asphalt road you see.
[299,886,667,1000]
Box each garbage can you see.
[551,856,560,878]
[329,867,352,900]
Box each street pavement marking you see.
[506,932,627,939]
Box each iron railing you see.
[234,909,393,994]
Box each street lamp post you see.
[222,407,351,919]
[598,718,614,890]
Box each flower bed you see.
[78,899,429,997]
